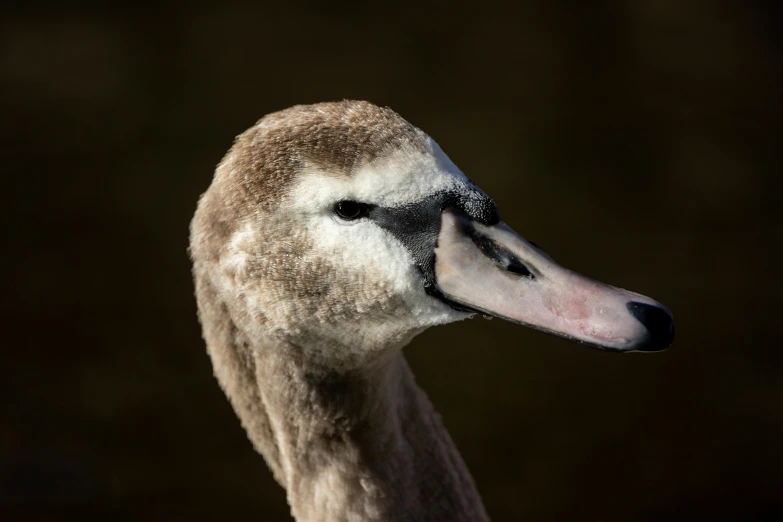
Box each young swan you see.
[190,101,674,522]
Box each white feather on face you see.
[289,138,468,209]
[214,139,473,367]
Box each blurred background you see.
[2,2,781,521]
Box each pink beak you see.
[434,208,674,352]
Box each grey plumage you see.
[190,101,490,521]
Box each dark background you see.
[2,2,781,521]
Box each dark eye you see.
[334,201,368,220]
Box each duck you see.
[189,100,674,522]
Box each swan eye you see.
[334,201,368,220]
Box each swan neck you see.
[248,343,490,522]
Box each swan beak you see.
[433,208,674,352]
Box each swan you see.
[189,100,674,522]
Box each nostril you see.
[464,223,535,279]
[626,301,675,352]
[505,258,532,277]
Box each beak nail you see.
[626,301,675,352]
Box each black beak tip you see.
[626,301,675,352]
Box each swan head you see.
[191,101,673,369]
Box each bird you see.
[189,100,674,522]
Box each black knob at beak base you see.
[626,301,675,352]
